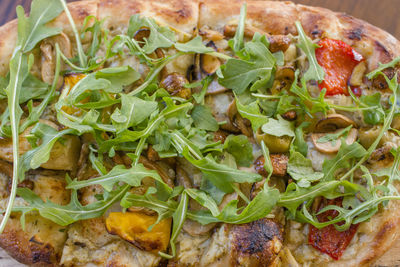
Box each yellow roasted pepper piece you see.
[105,211,171,253]
[62,73,87,116]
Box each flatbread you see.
[0,1,398,266]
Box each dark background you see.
[0,0,399,39]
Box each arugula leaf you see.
[21,123,77,170]
[95,66,141,93]
[171,131,261,193]
[100,98,192,153]
[66,66,140,105]
[297,168,400,231]
[111,95,158,133]
[224,135,253,167]
[260,140,273,179]
[317,125,352,146]
[14,184,129,227]
[67,164,170,193]
[278,180,360,216]
[186,183,279,224]
[287,151,323,187]
[292,121,310,157]
[294,21,324,82]
[121,189,177,225]
[20,0,63,52]
[127,14,176,54]
[81,15,104,60]
[261,115,294,137]
[191,105,219,131]
[219,33,276,94]
[322,140,367,181]
[181,147,261,193]
[228,3,247,53]
[290,71,329,115]
[0,73,49,104]
[175,36,213,53]
[235,98,268,132]
[276,95,298,115]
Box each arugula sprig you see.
[295,21,325,82]
[0,0,64,234]
[14,183,130,228]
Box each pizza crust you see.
[97,0,199,41]
[0,0,399,266]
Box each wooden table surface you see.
[0,0,399,266]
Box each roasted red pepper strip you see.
[316,38,364,96]
[308,198,359,260]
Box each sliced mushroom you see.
[160,72,191,99]
[227,100,252,137]
[199,27,225,41]
[176,166,193,189]
[311,128,358,154]
[255,130,292,153]
[139,156,175,187]
[133,28,150,44]
[200,41,221,75]
[271,67,295,95]
[372,68,396,90]
[40,43,56,85]
[314,114,356,133]
[349,61,367,87]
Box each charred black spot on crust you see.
[232,219,282,254]
[31,244,52,264]
[29,236,44,245]
[73,241,87,248]
[347,27,364,40]
[176,9,189,19]
[375,41,393,59]
[311,28,322,38]
[230,218,283,266]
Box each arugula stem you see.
[252,93,281,99]
[134,137,146,165]
[233,184,250,204]
[59,0,87,67]
[59,50,88,72]
[0,50,24,234]
[208,51,232,61]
